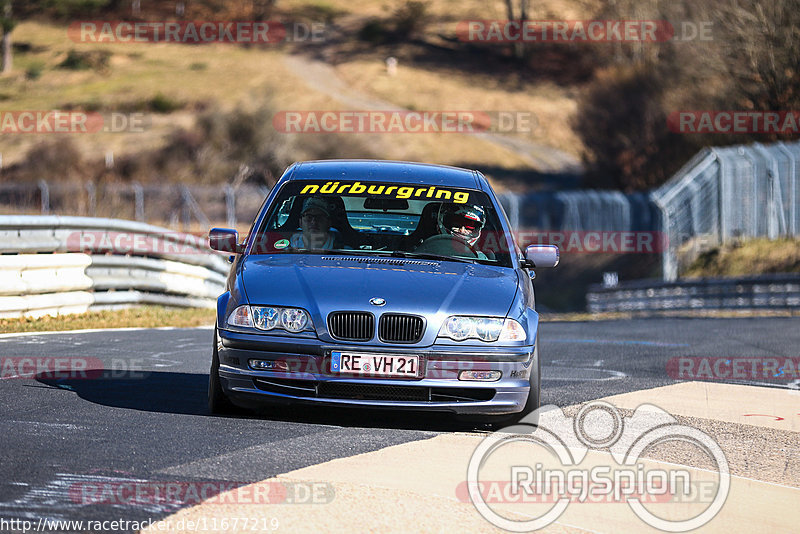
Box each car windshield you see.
[250,180,515,267]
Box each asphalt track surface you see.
[0,317,798,532]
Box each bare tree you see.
[1,1,14,75]
[714,0,800,112]
[504,0,529,59]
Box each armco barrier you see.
[587,273,800,313]
[0,216,229,318]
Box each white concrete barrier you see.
[0,216,229,318]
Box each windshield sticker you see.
[299,181,471,204]
[274,239,289,249]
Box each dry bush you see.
[574,64,695,191]
[13,137,90,183]
[358,0,429,44]
[115,103,378,185]
[708,0,800,127]
[576,0,800,190]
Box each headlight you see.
[280,308,309,333]
[439,316,526,342]
[252,307,280,330]
[227,305,313,333]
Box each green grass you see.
[683,238,800,278]
[0,306,215,334]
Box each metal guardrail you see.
[587,274,800,313]
[0,216,229,318]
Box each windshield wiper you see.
[389,251,476,264]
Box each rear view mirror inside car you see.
[364,198,410,211]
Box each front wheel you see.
[208,333,241,415]
[458,344,540,429]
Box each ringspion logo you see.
[467,402,729,531]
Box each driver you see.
[414,203,490,259]
[437,204,486,247]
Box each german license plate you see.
[330,351,420,378]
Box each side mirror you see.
[524,244,559,268]
[209,228,240,253]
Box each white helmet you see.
[438,204,486,246]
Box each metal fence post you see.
[38,179,50,215]
[651,195,675,282]
[225,185,236,228]
[777,142,797,236]
[133,182,145,222]
[86,182,96,217]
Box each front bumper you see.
[216,329,537,415]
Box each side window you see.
[271,198,294,229]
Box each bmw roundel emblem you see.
[369,297,386,306]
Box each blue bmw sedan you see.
[208,160,558,423]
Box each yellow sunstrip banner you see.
[298,181,472,204]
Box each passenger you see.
[290,197,344,250]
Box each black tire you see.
[208,333,240,415]
[458,344,540,430]
[515,343,541,424]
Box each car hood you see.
[240,254,518,320]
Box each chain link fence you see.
[0,181,269,233]
[652,140,800,281]
[3,138,798,283]
[499,190,657,232]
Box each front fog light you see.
[459,370,502,381]
[249,359,289,371]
